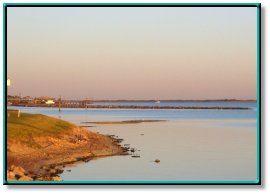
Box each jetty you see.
[8,98,252,110]
[85,105,251,110]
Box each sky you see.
[7,7,257,100]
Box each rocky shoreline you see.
[7,110,130,183]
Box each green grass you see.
[7,110,75,149]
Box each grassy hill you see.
[7,110,75,148]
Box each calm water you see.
[8,102,257,181]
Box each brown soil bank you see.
[7,111,126,181]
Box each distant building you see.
[22,96,33,100]
[37,96,54,100]
[45,100,55,105]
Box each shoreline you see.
[7,132,128,181]
[81,120,167,124]
[9,104,252,110]
[93,99,256,102]
[7,111,128,181]
[8,132,128,181]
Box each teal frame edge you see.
[3,3,261,185]
[3,2,6,186]
[256,3,261,185]
[1,3,262,6]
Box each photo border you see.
[3,3,262,185]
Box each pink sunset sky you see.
[7,7,257,100]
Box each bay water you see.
[8,101,257,181]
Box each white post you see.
[7,79,11,103]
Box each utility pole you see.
[19,93,21,104]
[85,97,88,109]
[58,96,62,112]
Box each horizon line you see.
[7,95,256,102]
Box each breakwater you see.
[87,105,251,110]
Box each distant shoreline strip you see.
[10,104,252,110]
[93,100,256,102]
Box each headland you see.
[7,110,127,181]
